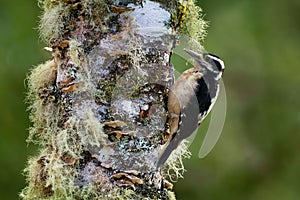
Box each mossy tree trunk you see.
[22,0,206,199]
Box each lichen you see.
[171,0,207,42]
[182,0,207,42]
[38,0,111,43]
[26,60,58,145]
[39,3,67,42]
[21,149,79,200]
[162,140,191,182]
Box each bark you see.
[22,0,206,199]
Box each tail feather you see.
[157,136,181,169]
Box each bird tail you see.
[156,136,181,169]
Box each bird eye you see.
[206,54,224,72]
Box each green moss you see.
[182,0,207,42]
[171,0,207,43]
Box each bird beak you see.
[184,48,205,68]
[184,48,201,57]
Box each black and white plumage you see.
[157,49,225,168]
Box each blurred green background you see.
[0,0,48,199]
[0,0,299,199]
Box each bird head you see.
[184,49,225,80]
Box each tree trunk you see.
[22,0,206,199]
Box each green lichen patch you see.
[26,60,58,145]
[26,60,57,101]
[162,140,191,182]
[21,149,79,200]
[170,0,207,42]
